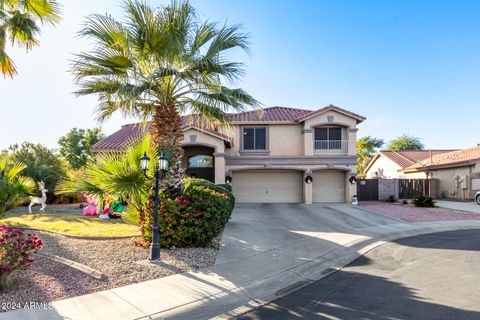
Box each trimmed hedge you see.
[140,177,235,247]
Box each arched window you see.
[188,155,213,168]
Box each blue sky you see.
[1,0,479,150]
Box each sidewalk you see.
[3,218,480,320]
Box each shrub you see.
[0,226,42,290]
[216,183,232,192]
[0,155,35,216]
[142,185,231,247]
[386,195,396,203]
[413,195,435,207]
[183,178,235,212]
[7,142,66,204]
[402,199,408,205]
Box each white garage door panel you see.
[233,170,302,203]
[313,170,345,203]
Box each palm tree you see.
[56,135,157,220]
[71,0,259,166]
[0,154,35,215]
[0,0,61,77]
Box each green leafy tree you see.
[0,154,35,215]
[356,136,384,176]
[0,0,61,77]
[8,142,65,201]
[58,127,105,169]
[71,0,259,176]
[386,135,425,151]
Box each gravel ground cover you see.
[0,231,217,312]
[360,201,480,222]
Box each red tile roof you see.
[91,116,229,152]
[295,104,366,123]
[404,146,480,171]
[91,105,366,152]
[226,106,311,122]
[90,123,148,152]
[378,150,456,169]
[226,105,366,123]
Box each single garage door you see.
[232,170,303,203]
[312,170,346,203]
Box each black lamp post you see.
[140,151,169,261]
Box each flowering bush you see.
[0,226,42,290]
[140,183,232,247]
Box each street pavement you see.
[237,229,480,320]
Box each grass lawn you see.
[0,211,141,237]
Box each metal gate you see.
[399,179,430,199]
[357,179,379,201]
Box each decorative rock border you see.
[38,252,106,280]
[14,226,141,240]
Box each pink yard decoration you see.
[82,194,98,216]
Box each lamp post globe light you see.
[140,151,169,262]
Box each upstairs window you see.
[314,127,343,150]
[243,127,266,150]
[314,127,342,141]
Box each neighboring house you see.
[92,105,366,204]
[364,150,455,179]
[403,146,480,200]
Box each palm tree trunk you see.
[150,103,184,164]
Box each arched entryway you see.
[182,146,215,182]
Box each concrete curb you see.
[14,227,141,240]
[38,252,106,280]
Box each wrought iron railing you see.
[313,140,348,154]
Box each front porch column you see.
[304,170,313,204]
[214,153,225,184]
[345,169,356,202]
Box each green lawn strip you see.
[0,211,140,237]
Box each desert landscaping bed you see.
[360,201,480,222]
[0,231,217,312]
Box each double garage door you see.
[232,170,345,203]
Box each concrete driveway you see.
[238,229,480,320]
[216,203,401,265]
[436,200,480,214]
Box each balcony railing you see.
[314,140,348,154]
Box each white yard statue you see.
[28,181,48,213]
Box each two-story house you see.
[91,105,366,204]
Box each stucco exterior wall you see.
[366,157,403,179]
[181,128,225,153]
[303,110,358,156]
[269,125,303,156]
[225,124,303,156]
[431,166,475,200]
